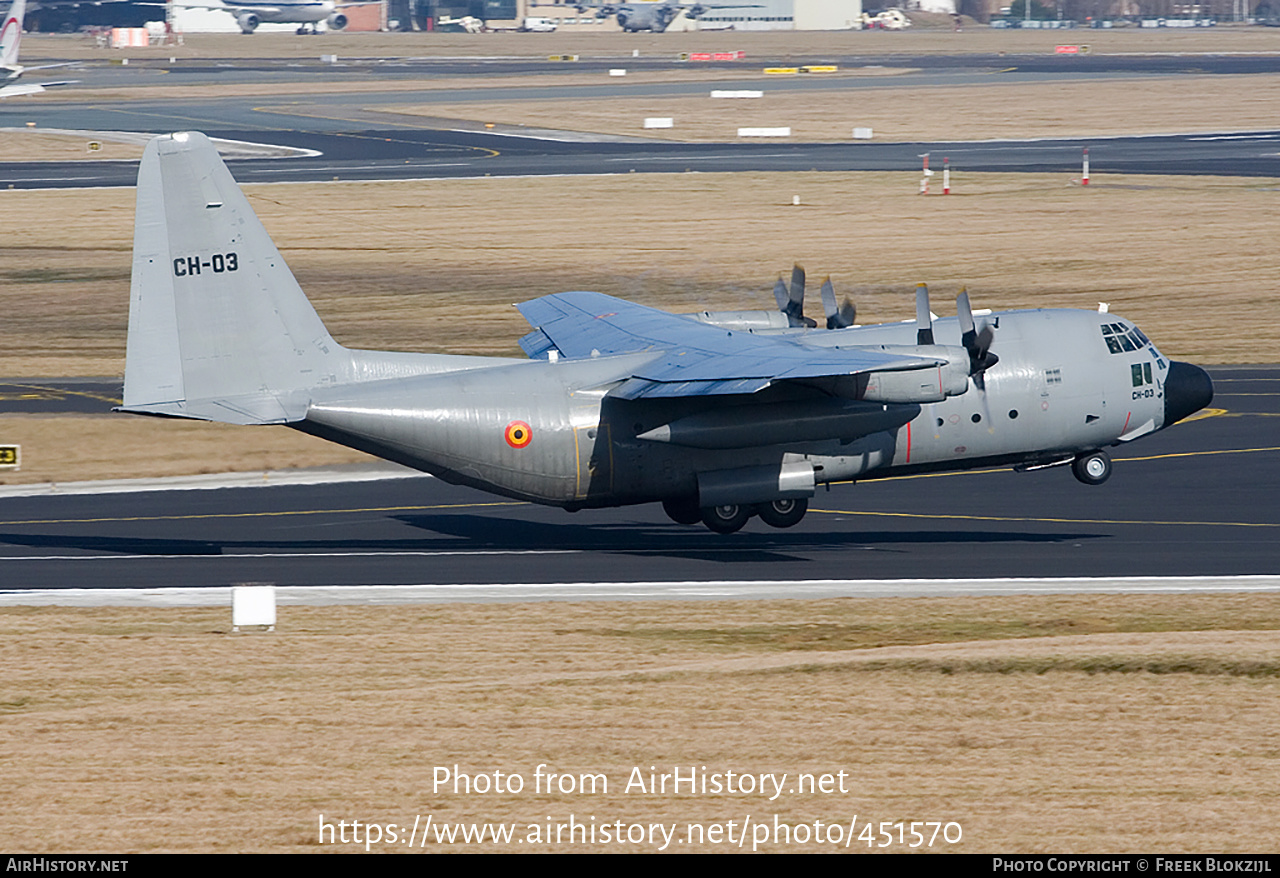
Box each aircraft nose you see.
[1164,361,1214,426]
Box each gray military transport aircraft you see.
[118,133,1214,534]
[572,1,761,32]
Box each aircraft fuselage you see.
[121,133,1214,534]
[297,308,1208,510]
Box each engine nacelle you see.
[327,13,348,29]
[857,345,972,403]
[796,345,972,404]
[687,310,791,331]
[236,12,260,32]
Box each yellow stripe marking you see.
[811,508,1279,529]
[829,441,1277,485]
[2,383,122,406]
[1116,445,1280,463]
[1180,407,1226,422]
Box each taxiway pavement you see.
[6,126,1280,189]
[2,53,1275,602]
[0,366,1274,597]
[8,49,1280,187]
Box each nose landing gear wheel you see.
[701,504,751,534]
[757,498,808,528]
[1072,450,1112,485]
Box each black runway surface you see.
[8,47,1280,189]
[6,127,1280,189]
[0,367,1274,592]
[0,378,122,414]
[3,53,1275,595]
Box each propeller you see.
[820,276,856,330]
[772,275,788,312]
[773,264,816,328]
[956,288,999,386]
[915,283,934,345]
[771,264,855,330]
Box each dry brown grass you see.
[0,415,373,485]
[1,171,1271,368]
[0,132,145,162]
[391,72,1280,141]
[2,594,1278,852]
[19,25,1280,64]
[2,170,1273,483]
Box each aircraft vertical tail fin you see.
[121,131,345,425]
[1,0,26,71]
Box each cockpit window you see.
[1100,322,1150,355]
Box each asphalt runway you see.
[37,49,1280,88]
[0,378,121,414]
[8,126,1280,189]
[0,366,1274,595]
[2,53,1276,600]
[8,48,1280,188]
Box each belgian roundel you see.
[505,420,533,449]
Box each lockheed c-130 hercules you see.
[119,133,1214,534]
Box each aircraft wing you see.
[518,290,943,400]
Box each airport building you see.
[17,0,862,32]
[524,0,864,31]
[697,0,864,30]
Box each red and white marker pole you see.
[1082,147,1090,186]
[943,156,950,195]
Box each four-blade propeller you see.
[956,288,999,385]
[772,263,855,330]
[773,268,999,383]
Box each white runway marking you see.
[3,576,1278,606]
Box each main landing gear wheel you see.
[1072,450,1112,486]
[757,498,808,528]
[662,496,702,525]
[701,504,751,534]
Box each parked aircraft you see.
[150,0,362,33]
[119,132,1214,533]
[573,0,760,32]
[0,0,77,97]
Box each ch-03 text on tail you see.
[118,133,1214,534]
